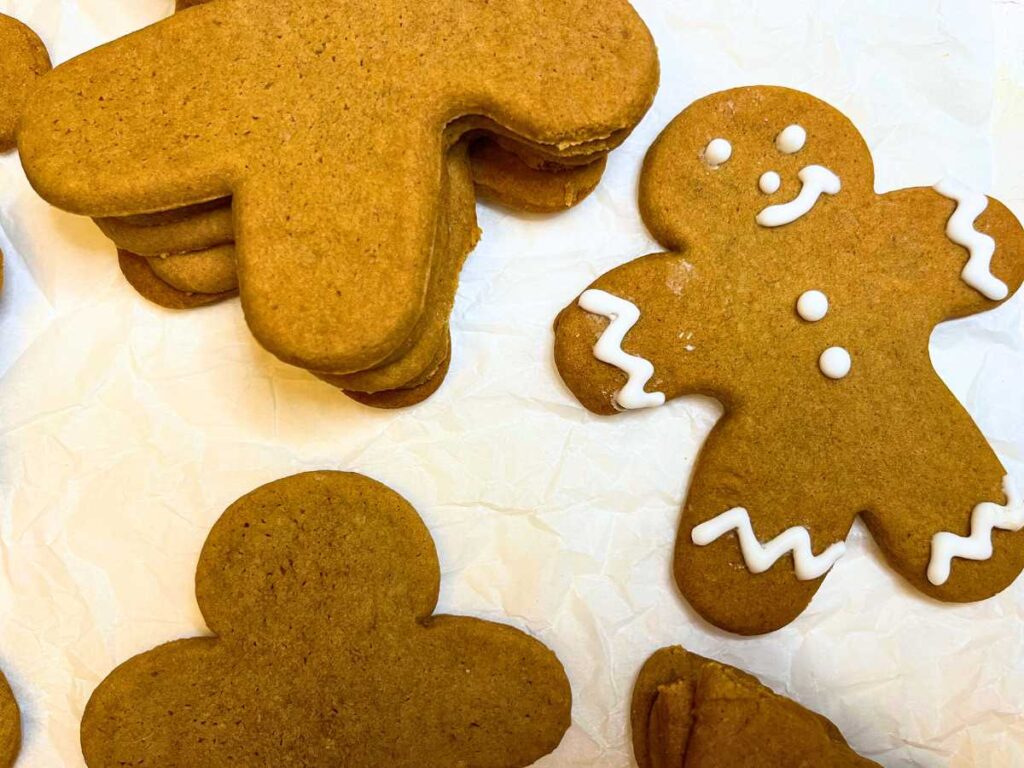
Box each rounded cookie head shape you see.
[195,471,443,634]
[639,86,874,252]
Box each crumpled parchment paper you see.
[0,1,1022,765]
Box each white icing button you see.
[759,171,781,194]
[796,290,828,322]
[776,124,807,154]
[819,346,851,379]
[704,138,732,167]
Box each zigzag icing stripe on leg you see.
[691,507,846,580]
[928,475,1024,586]
[578,289,665,410]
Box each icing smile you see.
[757,165,841,227]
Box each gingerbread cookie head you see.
[0,13,50,152]
[81,471,571,766]
[555,86,1024,634]
[640,86,874,252]
[19,0,658,375]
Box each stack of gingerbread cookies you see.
[19,0,659,407]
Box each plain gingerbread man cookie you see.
[81,471,571,767]
[554,86,1024,635]
[18,0,658,380]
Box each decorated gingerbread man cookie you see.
[554,86,1024,635]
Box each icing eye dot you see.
[759,171,781,194]
[819,346,851,379]
[704,138,732,167]
[776,124,807,154]
[796,290,828,322]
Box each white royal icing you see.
[818,346,851,379]
[704,138,732,167]
[796,290,828,322]
[934,178,1009,301]
[691,507,846,580]
[578,289,666,410]
[928,475,1024,586]
[776,124,807,154]
[759,171,781,195]
[756,166,841,227]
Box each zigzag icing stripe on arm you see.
[934,178,1009,301]
[578,289,666,410]
[691,507,846,580]
[928,475,1024,586]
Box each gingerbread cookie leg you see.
[95,202,233,256]
[146,244,238,294]
[859,354,1024,601]
[321,140,479,394]
[118,249,237,309]
[470,137,608,213]
[343,337,452,409]
[675,411,855,636]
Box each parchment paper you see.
[0,1,1022,765]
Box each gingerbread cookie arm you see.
[880,186,1024,324]
[675,411,855,636]
[229,145,452,371]
[933,184,1024,315]
[0,13,50,152]
[84,616,570,767]
[860,358,1024,602]
[554,252,734,415]
[16,9,243,212]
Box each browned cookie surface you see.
[146,244,238,294]
[471,137,608,213]
[96,204,233,256]
[118,249,237,309]
[81,471,571,767]
[554,86,1024,634]
[0,13,50,151]
[320,141,478,391]
[343,343,452,409]
[632,646,878,768]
